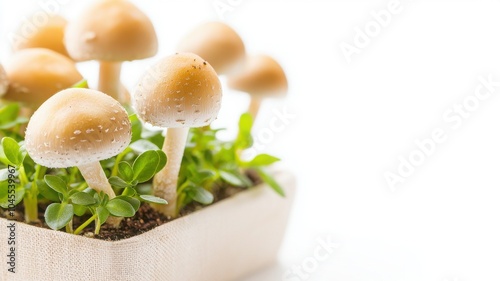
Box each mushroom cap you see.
[228,54,288,97]
[65,0,158,62]
[3,48,83,107]
[13,15,69,57]
[0,64,8,97]
[134,53,222,128]
[176,22,245,75]
[25,88,132,168]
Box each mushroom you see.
[25,88,131,200]
[0,64,7,97]
[65,0,158,103]
[2,48,83,109]
[227,54,288,119]
[133,53,222,217]
[177,22,245,76]
[12,15,69,57]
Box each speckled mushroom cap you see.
[13,15,69,57]
[228,54,288,97]
[177,22,245,75]
[3,48,83,107]
[25,88,132,168]
[0,64,7,97]
[134,53,222,128]
[65,0,158,62]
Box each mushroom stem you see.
[248,96,262,119]
[152,127,190,218]
[77,161,116,199]
[98,61,122,102]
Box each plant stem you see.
[66,218,74,233]
[95,216,101,235]
[73,214,97,235]
[20,165,39,223]
[111,147,131,177]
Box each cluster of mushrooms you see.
[0,0,288,219]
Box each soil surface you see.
[1,170,262,241]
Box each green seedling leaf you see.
[0,103,20,125]
[116,196,140,211]
[246,154,280,167]
[96,206,110,224]
[118,161,134,182]
[2,137,21,165]
[44,203,74,230]
[129,114,143,143]
[44,175,68,196]
[156,150,167,173]
[109,176,130,189]
[106,198,135,217]
[219,170,246,187]
[139,195,167,205]
[71,79,88,89]
[187,186,214,205]
[70,192,96,206]
[132,150,162,183]
[235,113,254,149]
[129,139,160,154]
[0,181,25,208]
[121,187,136,197]
[0,117,29,130]
[256,168,285,197]
[73,204,87,216]
[37,180,60,202]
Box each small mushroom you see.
[228,54,288,119]
[25,88,131,200]
[133,53,222,217]
[177,22,245,76]
[65,0,158,103]
[12,15,69,57]
[2,48,83,108]
[0,64,8,97]
[12,14,131,102]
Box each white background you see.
[2,0,500,280]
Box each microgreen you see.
[0,103,283,235]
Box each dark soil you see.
[1,170,262,241]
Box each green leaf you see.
[219,170,246,187]
[132,150,161,183]
[73,204,87,216]
[187,186,214,205]
[106,198,135,217]
[116,196,140,211]
[118,162,134,182]
[44,203,74,230]
[71,79,88,89]
[129,114,143,143]
[70,192,96,205]
[139,195,167,205]
[96,206,110,224]
[2,137,21,165]
[129,139,160,154]
[37,180,60,202]
[235,113,254,149]
[246,154,280,167]
[0,103,20,125]
[44,175,68,195]
[121,187,136,197]
[256,168,285,197]
[0,181,25,208]
[109,176,130,189]
[156,150,167,173]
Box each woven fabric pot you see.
[1,170,295,281]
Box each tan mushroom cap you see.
[134,53,222,128]
[65,0,158,62]
[177,22,245,75]
[228,54,288,97]
[25,88,131,168]
[3,48,83,107]
[0,64,8,97]
[13,15,69,57]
